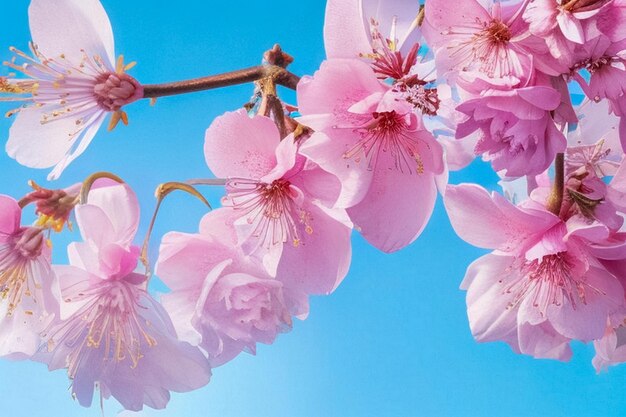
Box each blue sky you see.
[1,1,626,416]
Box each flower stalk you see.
[547,153,565,216]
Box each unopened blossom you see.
[423,0,538,81]
[455,72,567,177]
[1,0,143,180]
[0,195,58,358]
[156,209,308,367]
[445,183,626,360]
[41,183,210,411]
[297,59,444,252]
[204,110,352,295]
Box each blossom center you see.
[487,20,512,43]
[345,111,425,174]
[225,178,313,248]
[93,72,143,112]
[48,281,157,378]
[0,229,46,317]
[503,253,603,315]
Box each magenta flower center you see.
[93,72,144,112]
[0,229,46,316]
[344,111,425,174]
[50,282,157,378]
[503,253,602,316]
[225,178,313,248]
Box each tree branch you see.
[142,65,300,99]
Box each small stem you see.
[547,153,565,216]
[142,65,300,99]
[186,178,228,186]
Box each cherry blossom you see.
[445,183,626,359]
[297,58,444,252]
[0,195,58,359]
[1,0,143,180]
[422,0,538,81]
[455,72,566,177]
[204,110,353,294]
[41,183,211,411]
[156,209,308,367]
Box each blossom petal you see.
[204,110,279,179]
[324,0,371,59]
[276,204,352,295]
[444,184,559,251]
[29,0,116,69]
[0,195,21,236]
[347,162,437,253]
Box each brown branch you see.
[142,65,300,99]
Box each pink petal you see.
[297,59,387,120]
[47,113,107,181]
[29,0,116,69]
[463,254,520,350]
[299,132,374,208]
[347,160,438,253]
[546,266,624,341]
[156,232,234,291]
[556,11,585,43]
[0,195,21,236]
[444,184,559,251]
[6,108,103,175]
[324,0,371,59]
[204,110,279,179]
[517,321,573,361]
[276,203,352,295]
[77,183,140,247]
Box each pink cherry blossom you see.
[455,72,567,177]
[445,183,626,359]
[156,209,308,367]
[0,195,58,359]
[297,59,444,252]
[422,0,537,80]
[1,0,143,180]
[204,110,352,294]
[41,183,210,411]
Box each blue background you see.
[0,1,625,416]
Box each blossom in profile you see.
[204,110,352,295]
[445,183,626,360]
[298,58,446,252]
[455,72,566,178]
[1,0,143,180]
[0,195,58,359]
[156,209,308,367]
[41,183,210,411]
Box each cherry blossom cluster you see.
[1,0,626,413]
